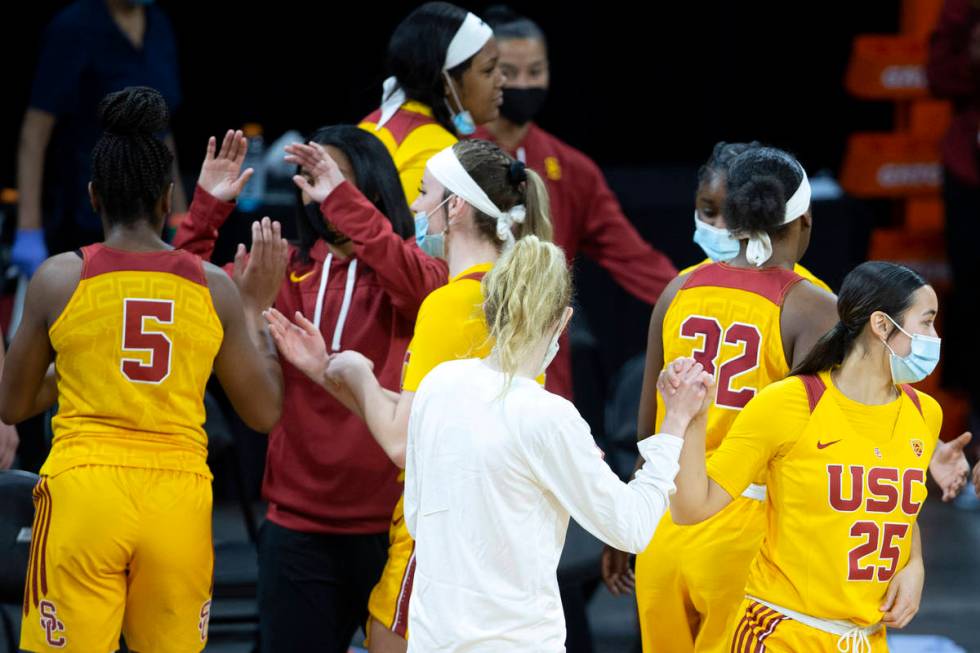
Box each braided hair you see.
[91,86,174,227]
[451,139,553,244]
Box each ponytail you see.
[483,235,570,389]
[791,261,927,376]
[791,321,856,376]
[452,139,553,247]
[513,167,552,241]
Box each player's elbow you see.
[668,501,707,526]
[0,406,18,427]
[244,405,282,434]
[670,511,700,526]
[389,442,406,469]
[0,397,26,427]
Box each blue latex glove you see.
[11,228,48,277]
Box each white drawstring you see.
[331,259,357,351]
[837,626,872,653]
[310,252,357,352]
[312,253,333,330]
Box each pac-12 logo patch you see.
[38,600,66,648]
[910,439,924,457]
[199,599,212,642]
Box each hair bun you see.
[729,174,785,232]
[99,86,170,137]
[508,160,527,186]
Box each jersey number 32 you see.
[680,316,761,409]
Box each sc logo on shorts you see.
[38,600,66,648]
[199,599,212,642]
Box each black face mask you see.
[499,87,548,126]
[304,202,350,246]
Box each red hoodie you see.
[176,183,448,534]
[474,123,677,399]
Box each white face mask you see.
[538,329,561,377]
[537,308,572,377]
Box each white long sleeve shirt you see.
[404,358,683,652]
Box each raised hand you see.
[659,358,713,419]
[232,217,289,310]
[264,308,330,385]
[929,431,972,502]
[198,129,254,202]
[284,142,346,204]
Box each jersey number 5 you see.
[121,299,174,384]
[679,316,761,409]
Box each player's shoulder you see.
[660,266,701,310]
[36,251,83,279]
[415,357,473,393]
[678,258,710,277]
[754,375,813,413]
[32,250,82,293]
[905,387,943,437]
[793,263,832,293]
[512,382,579,426]
[396,116,456,154]
[422,275,482,312]
[201,261,237,317]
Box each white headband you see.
[445,13,493,70]
[375,12,493,131]
[426,146,526,249]
[739,169,811,267]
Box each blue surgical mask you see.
[452,110,477,136]
[882,314,941,384]
[444,73,477,136]
[414,195,454,259]
[693,211,740,262]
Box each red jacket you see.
[927,0,980,187]
[176,184,448,534]
[474,123,677,399]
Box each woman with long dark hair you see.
[174,124,445,652]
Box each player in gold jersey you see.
[617,147,838,653]
[0,87,286,653]
[684,141,830,292]
[266,138,552,653]
[669,261,970,652]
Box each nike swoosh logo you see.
[817,439,842,449]
[290,270,315,283]
[392,515,404,527]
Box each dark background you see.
[0,0,897,475]
[0,1,898,185]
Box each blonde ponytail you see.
[482,235,571,389]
